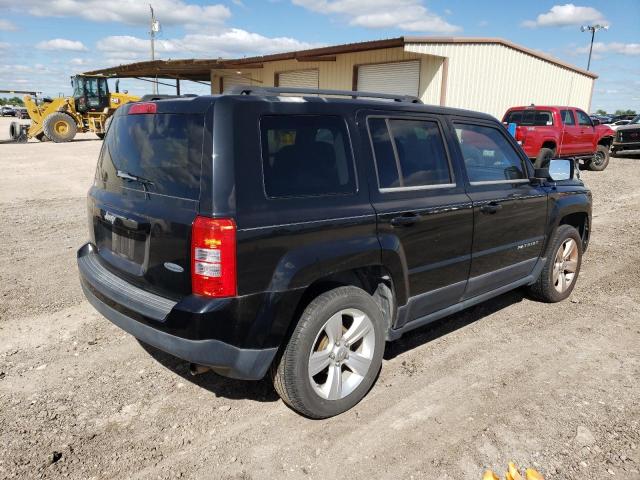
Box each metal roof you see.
[84,36,597,81]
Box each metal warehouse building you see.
[89,37,597,119]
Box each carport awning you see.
[83,38,408,81]
[84,59,232,82]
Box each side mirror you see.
[534,158,575,181]
[592,118,601,126]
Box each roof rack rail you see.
[226,86,422,104]
[140,94,198,101]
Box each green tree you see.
[595,109,607,115]
[0,96,24,106]
[614,109,636,116]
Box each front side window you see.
[261,115,355,198]
[560,109,575,125]
[368,118,452,189]
[455,123,527,183]
[576,110,593,126]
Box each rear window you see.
[504,110,554,126]
[98,113,205,200]
[260,115,356,198]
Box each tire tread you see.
[271,286,383,418]
[528,225,582,302]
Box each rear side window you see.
[560,110,575,125]
[455,123,526,183]
[368,118,452,189]
[99,113,205,200]
[260,115,355,198]
[504,110,553,126]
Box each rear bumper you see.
[78,243,279,380]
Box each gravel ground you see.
[0,116,638,480]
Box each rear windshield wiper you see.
[116,170,154,186]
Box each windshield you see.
[504,110,554,126]
[97,113,205,200]
[631,115,640,125]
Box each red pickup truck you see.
[503,105,615,171]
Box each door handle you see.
[480,202,502,214]
[390,213,419,227]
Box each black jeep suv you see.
[78,87,591,418]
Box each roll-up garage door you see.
[357,61,420,97]
[221,75,252,93]
[277,69,319,89]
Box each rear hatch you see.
[88,97,214,299]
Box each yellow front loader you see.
[18,75,139,143]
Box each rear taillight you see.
[128,102,157,115]
[191,216,236,298]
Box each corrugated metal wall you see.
[211,47,444,106]
[405,42,594,119]
[209,43,594,120]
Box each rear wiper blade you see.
[116,170,154,186]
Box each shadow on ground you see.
[384,289,526,360]
[138,340,280,403]
[138,289,528,402]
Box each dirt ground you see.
[0,115,638,480]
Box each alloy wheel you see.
[308,308,376,401]
[593,151,605,167]
[553,238,578,293]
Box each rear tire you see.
[586,145,610,171]
[272,286,385,418]
[43,112,77,143]
[527,225,582,303]
[534,147,554,168]
[35,132,50,142]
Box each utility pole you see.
[149,4,160,94]
[580,24,608,71]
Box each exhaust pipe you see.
[189,363,211,376]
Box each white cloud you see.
[522,3,607,28]
[0,19,17,31]
[97,28,320,64]
[0,0,230,28]
[36,38,88,51]
[69,58,91,66]
[0,63,51,74]
[577,42,640,56]
[292,0,460,33]
[0,42,10,49]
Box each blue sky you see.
[0,0,638,113]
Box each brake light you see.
[128,102,157,115]
[191,216,236,298]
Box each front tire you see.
[272,286,385,418]
[527,225,582,302]
[43,112,77,143]
[586,144,610,171]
